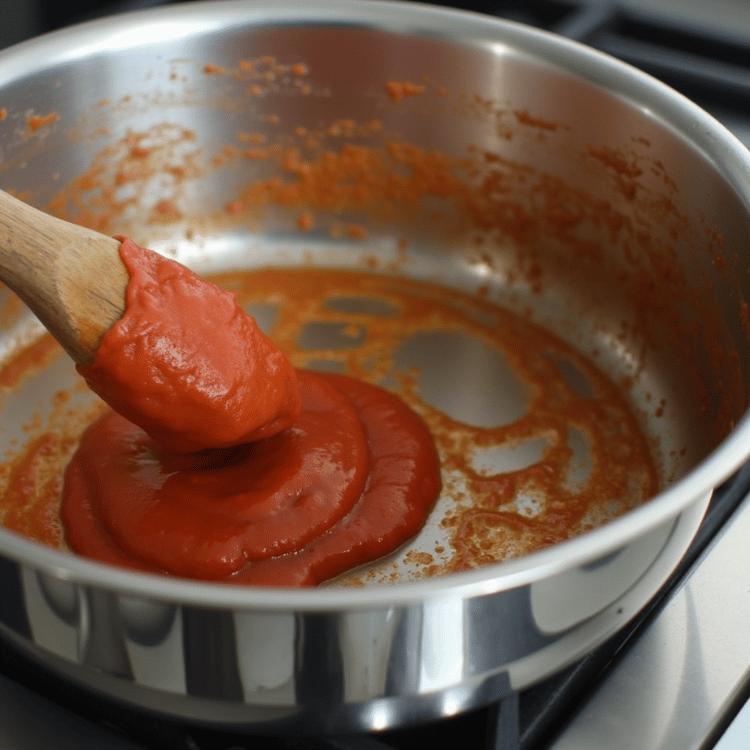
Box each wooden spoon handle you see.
[0,190,128,365]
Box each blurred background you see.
[3,0,750,51]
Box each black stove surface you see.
[2,1,750,748]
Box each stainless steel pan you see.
[0,0,749,734]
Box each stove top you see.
[1,1,750,748]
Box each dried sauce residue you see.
[514,110,559,131]
[0,337,60,390]
[1,433,66,548]
[47,124,203,234]
[203,54,314,98]
[386,80,427,102]
[26,112,58,133]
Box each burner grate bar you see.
[484,1,750,111]
[593,32,750,103]
[487,692,520,750]
[548,0,618,42]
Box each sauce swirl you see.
[61,240,441,585]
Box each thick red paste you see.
[62,240,441,586]
[77,238,301,453]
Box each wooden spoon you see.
[0,189,129,366]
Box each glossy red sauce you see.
[61,240,441,586]
[77,238,301,453]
